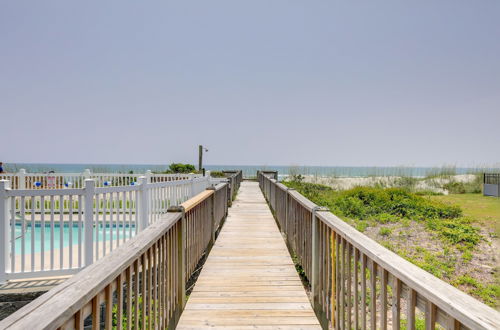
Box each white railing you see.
[0,175,210,282]
[0,169,202,189]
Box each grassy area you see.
[429,193,500,237]
[283,181,500,308]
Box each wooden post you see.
[331,232,336,329]
[285,188,294,236]
[311,206,328,309]
[83,179,95,267]
[198,145,203,171]
[168,206,186,307]
[227,178,233,207]
[207,187,216,246]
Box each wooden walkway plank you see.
[177,182,321,329]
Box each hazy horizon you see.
[4,161,499,169]
[1,1,499,167]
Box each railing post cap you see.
[84,178,96,185]
[167,205,185,213]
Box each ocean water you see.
[4,163,498,178]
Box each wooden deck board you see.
[177,182,320,329]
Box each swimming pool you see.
[14,223,136,254]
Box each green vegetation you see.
[163,163,197,174]
[210,171,226,178]
[285,181,462,221]
[401,317,426,330]
[112,296,150,329]
[426,217,480,248]
[402,247,456,278]
[442,175,482,194]
[379,227,392,236]
[453,275,500,307]
[424,165,458,179]
[429,193,500,237]
[283,180,499,307]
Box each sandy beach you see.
[297,174,478,194]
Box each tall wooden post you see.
[198,145,203,171]
[311,206,328,310]
[168,206,186,308]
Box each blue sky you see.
[1,1,499,167]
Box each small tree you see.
[167,163,196,173]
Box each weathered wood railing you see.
[258,172,500,330]
[222,170,243,201]
[0,182,231,329]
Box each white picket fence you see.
[0,169,201,190]
[0,174,211,282]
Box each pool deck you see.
[0,276,68,294]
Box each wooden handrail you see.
[181,189,214,212]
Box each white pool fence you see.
[0,173,212,282]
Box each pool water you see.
[14,223,136,254]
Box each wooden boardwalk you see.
[177,181,321,329]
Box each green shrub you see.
[210,171,226,178]
[394,176,418,190]
[406,249,456,279]
[164,163,197,174]
[379,227,392,236]
[401,218,411,227]
[443,176,482,194]
[415,190,444,196]
[401,317,426,330]
[355,221,369,232]
[375,213,400,224]
[281,182,480,249]
[453,275,500,307]
[333,187,462,220]
[426,217,481,247]
[443,181,466,194]
[462,250,473,263]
